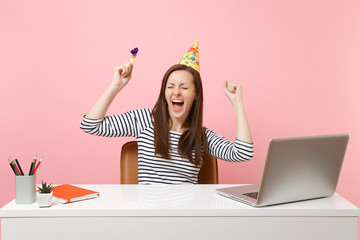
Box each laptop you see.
[216,133,350,207]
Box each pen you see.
[14,156,24,176]
[8,158,18,175]
[33,159,42,174]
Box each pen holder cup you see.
[15,173,36,204]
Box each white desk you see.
[1,184,359,240]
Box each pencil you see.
[31,156,37,175]
[29,156,36,175]
[33,159,42,174]
[14,156,24,176]
[13,159,22,176]
[8,158,18,175]
[11,158,20,175]
[14,157,24,175]
[9,157,20,175]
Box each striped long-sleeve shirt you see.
[80,108,253,184]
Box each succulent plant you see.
[37,181,53,194]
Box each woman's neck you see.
[169,119,188,133]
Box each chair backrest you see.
[120,141,219,184]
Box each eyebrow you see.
[166,82,190,86]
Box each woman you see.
[81,43,253,184]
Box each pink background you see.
[1,0,359,236]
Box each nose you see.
[173,87,181,96]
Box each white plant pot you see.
[36,192,53,208]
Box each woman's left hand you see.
[223,81,243,106]
[223,81,252,143]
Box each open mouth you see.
[172,99,184,112]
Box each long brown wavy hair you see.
[151,64,208,166]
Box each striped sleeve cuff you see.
[235,139,254,159]
[80,115,104,133]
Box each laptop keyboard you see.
[243,192,259,199]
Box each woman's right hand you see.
[84,60,133,119]
[112,60,133,90]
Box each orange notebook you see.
[52,184,100,203]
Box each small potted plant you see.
[36,181,53,208]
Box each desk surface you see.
[1,184,359,218]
